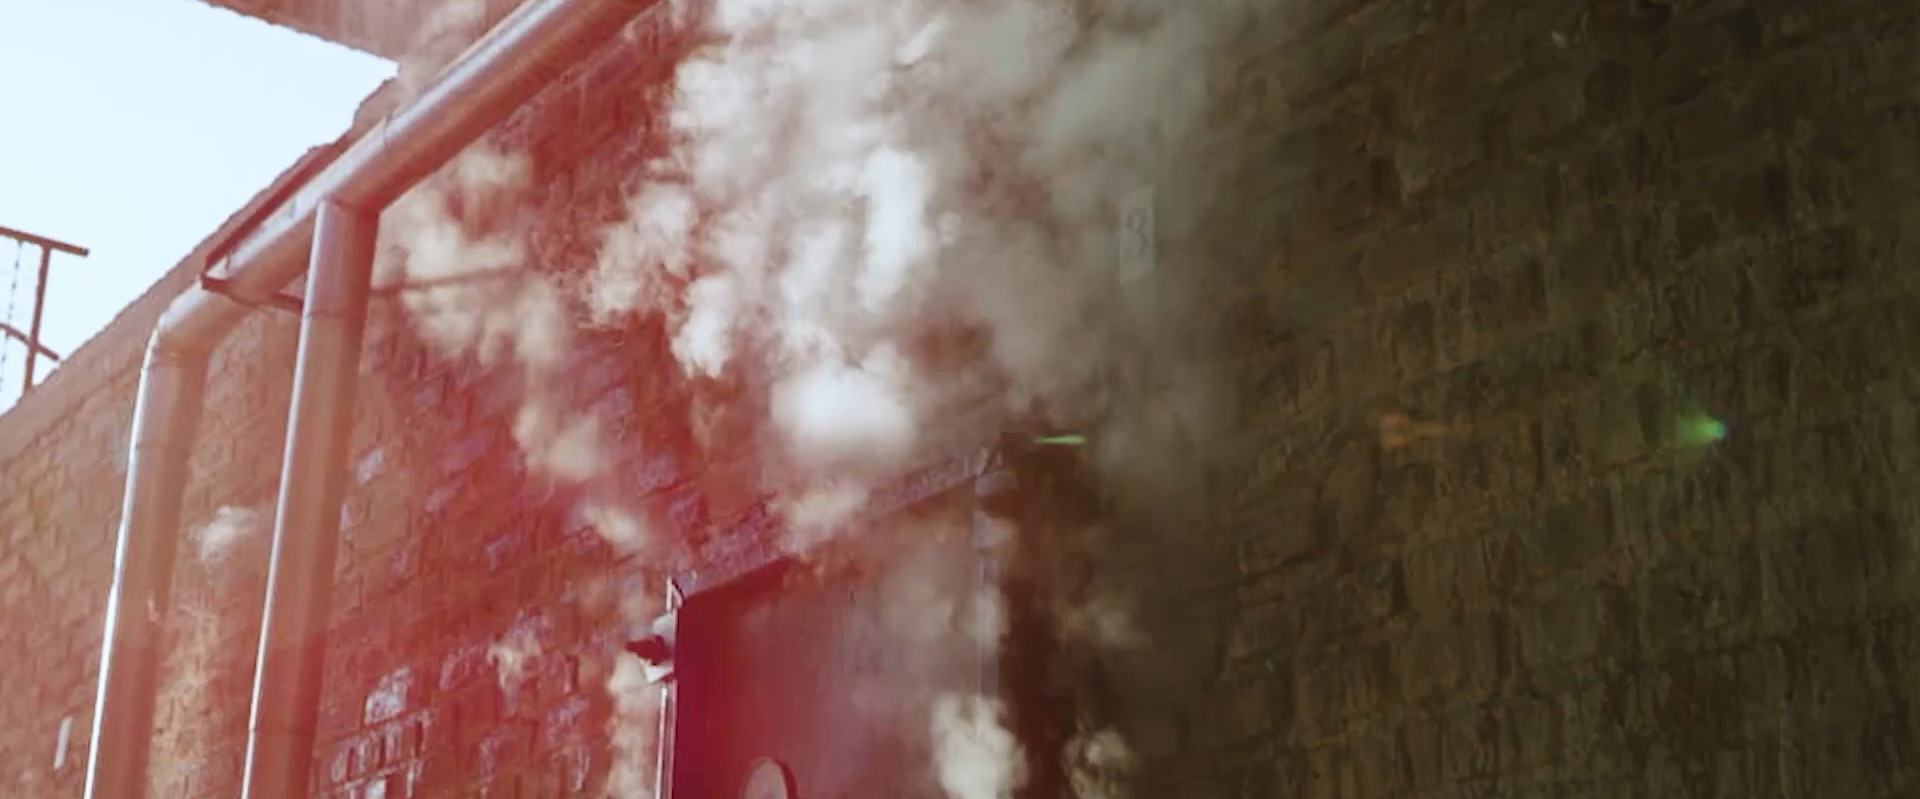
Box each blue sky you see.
[0,0,394,410]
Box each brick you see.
[1376,458,1441,540]
[364,667,417,726]
[1301,645,1394,732]
[362,772,398,799]
[1280,20,1365,104]
[1395,614,1500,704]
[1404,537,1493,619]
[1635,555,1766,659]
[1392,112,1484,199]
[1523,487,1614,576]
[1513,589,1608,670]
[1384,298,1438,377]
[1225,597,1292,661]
[438,638,493,691]
[1440,416,1544,499]
[353,733,383,778]
[1,2,1917,798]
[481,529,531,574]
[1506,63,1593,150]
[1438,709,1499,783]
[327,742,356,785]
[1633,12,1749,112]
[1571,382,1655,466]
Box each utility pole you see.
[0,224,88,393]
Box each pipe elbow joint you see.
[147,288,252,366]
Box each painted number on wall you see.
[1118,186,1155,283]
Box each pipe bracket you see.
[199,274,304,314]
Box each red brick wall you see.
[0,143,315,791]
[3,1,1918,798]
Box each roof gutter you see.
[83,1,660,796]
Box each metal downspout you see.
[82,1,659,796]
[240,202,376,799]
[83,296,248,799]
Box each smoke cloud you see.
[581,0,1248,527]
[372,0,1256,792]
[379,0,1249,566]
[592,1,1248,793]
[925,577,1022,799]
[191,505,266,566]
[375,144,632,543]
[605,651,664,799]
[1065,726,1136,799]
[931,694,1027,799]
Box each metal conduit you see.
[239,201,377,799]
[82,1,659,795]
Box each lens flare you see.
[1677,412,1727,447]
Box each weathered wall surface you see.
[1,4,695,792]
[1131,0,1920,798]
[0,154,313,795]
[1,0,1916,798]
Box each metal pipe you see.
[202,0,660,308]
[82,1,659,795]
[82,298,243,799]
[24,244,51,388]
[241,201,376,799]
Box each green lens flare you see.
[1678,414,1727,446]
[1035,434,1087,446]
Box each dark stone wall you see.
[1121,1,1920,798]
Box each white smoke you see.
[369,0,1253,793]
[192,505,266,565]
[376,145,631,548]
[930,694,1027,799]
[1065,726,1136,799]
[606,650,664,799]
[1058,595,1147,651]
[592,184,699,324]
[583,0,1248,532]
[513,401,606,482]
[580,500,655,557]
[770,351,918,474]
[883,570,1009,653]
[377,140,682,799]
[871,517,1024,799]
[582,1,1249,785]
[377,146,568,372]
[776,481,871,550]
[377,0,1249,564]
